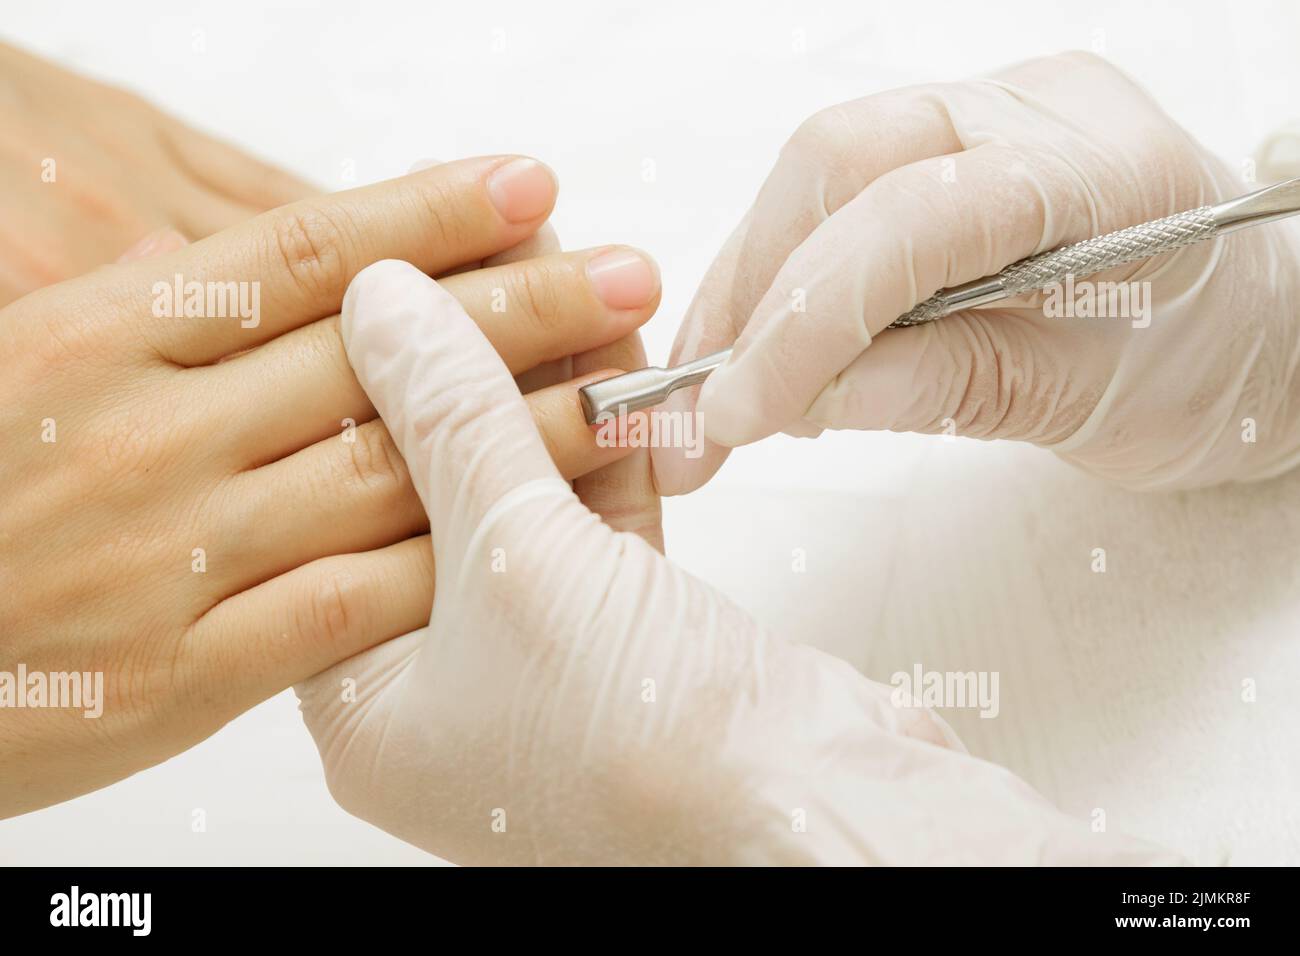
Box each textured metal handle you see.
[888,206,1219,328]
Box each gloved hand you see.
[654,52,1300,494]
[295,258,1182,865]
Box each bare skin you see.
[0,40,326,305]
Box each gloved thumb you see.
[340,260,565,553]
[696,143,1078,447]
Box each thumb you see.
[698,143,1074,447]
[340,259,565,554]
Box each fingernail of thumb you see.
[699,364,757,447]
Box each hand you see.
[654,52,1300,493]
[296,259,1180,865]
[0,41,317,304]
[0,155,664,817]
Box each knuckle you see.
[89,404,178,483]
[404,177,470,256]
[341,421,407,492]
[298,568,363,649]
[787,104,857,168]
[268,205,352,305]
[509,262,563,330]
[940,318,1016,439]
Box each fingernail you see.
[586,249,659,310]
[487,158,557,223]
[697,363,755,447]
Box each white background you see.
[2,0,1298,865]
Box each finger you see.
[573,334,664,551]
[717,87,967,347]
[185,535,435,712]
[486,224,568,395]
[516,356,574,396]
[650,215,746,496]
[340,259,568,560]
[212,373,639,598]
[130,155,558,365]
[654,88,965,494]
[803,308,1091,443]
[161,121,321,210]
[529,372,645,480]
[439,246,659,374]
[209,246,658,466]
[116,227,190,262]
[414,160,563,277]
[699,142,1094,446]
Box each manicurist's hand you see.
[0,155,663,817]
[296,259,1183,866]
[656,52,1300,493]
[0,40,319,305]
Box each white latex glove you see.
[295,258,1180,866]
[654,52,1300,494]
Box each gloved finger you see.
[340,259,566,555]
[116,227,190,262]
[698,142,1090,446]
[803,307,1094,444]
[161,120,321,210]
[573,333,665,551]
[654,89,964,496]
[726,89,967,336]
[650,215,748,496]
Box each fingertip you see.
[585,246,661,312]
[486,157,559,225]
[639,385,730,495]
[698,366,761,447]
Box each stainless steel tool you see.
[579,177,1300,425]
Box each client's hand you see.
[0,40,317,305]
[296,259,1181,865]
[0,155,662,817]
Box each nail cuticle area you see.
[586,248,659,310]
[486,158,558,224]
